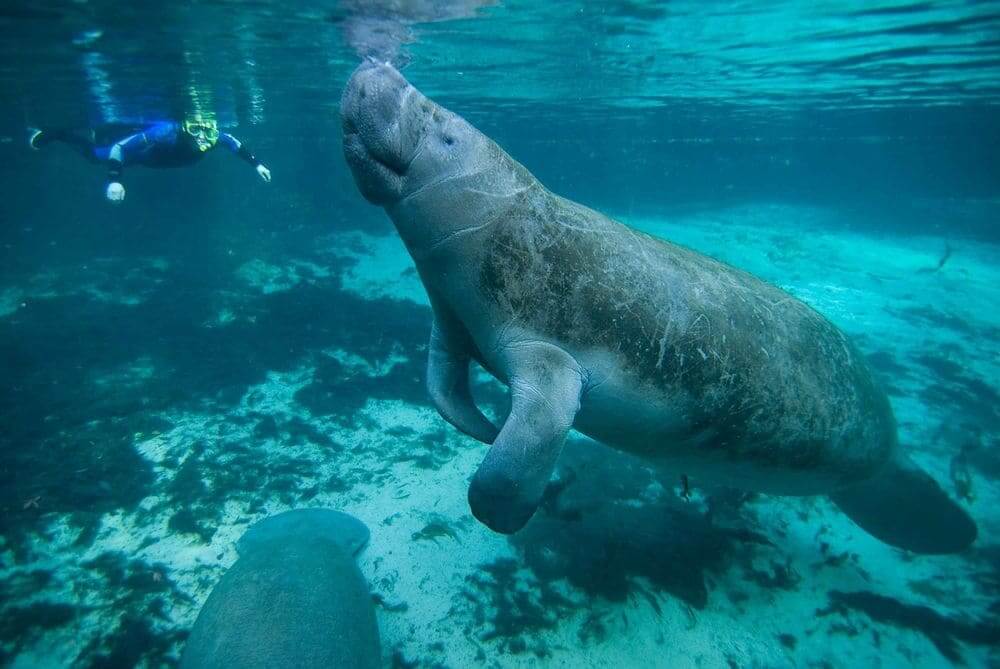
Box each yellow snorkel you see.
[183,116,219,152]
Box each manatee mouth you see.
[343,116,408,178]
[374,150,408,178]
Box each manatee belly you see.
[562,335,896,496]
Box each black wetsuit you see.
[36,121,263,185]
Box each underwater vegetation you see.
[295,350,430,426]
[0,550,188,667]
[0,246,429,553]
[0,236,440,664]
[151,438,318,544]
[459,556,571,658]
[512,441,774,611]
[455,439,783,655]
[819,590,1000,664]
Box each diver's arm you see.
[105,132,146,202]
[219,132,271,182]
[103,122,177,201]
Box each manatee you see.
[340,60,977,554]
[180,509,379,669]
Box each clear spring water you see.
[1,1,998,667]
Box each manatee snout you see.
[342,59,417,204]
[345,60,411,123]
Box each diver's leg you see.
[30,128,98,162]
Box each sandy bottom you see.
[2,202,997,668]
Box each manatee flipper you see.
[829,453,977,554]
[427,314,499,444]
[468,342,583,534]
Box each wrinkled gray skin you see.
[180,509,379,669]
[341,60,977,554]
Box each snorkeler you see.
[29,117,271,203]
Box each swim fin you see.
[829,453,977,554]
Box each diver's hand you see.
[106,182,125,203]
[256,164,271,183]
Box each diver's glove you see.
[106,182,125,203]
[256,164,271,183]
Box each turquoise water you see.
[1,1,999,667]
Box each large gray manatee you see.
[180,509,379,669]
[341,60,976,554]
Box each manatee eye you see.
[443,135,455,146]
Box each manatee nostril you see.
[359,85,367,99]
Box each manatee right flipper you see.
[468,342,583,534]
[426,313,499,444]
[830,453,977,554]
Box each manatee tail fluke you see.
[829,453,977,554]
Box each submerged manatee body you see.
[180,509,379,669]
[340,60,976,554]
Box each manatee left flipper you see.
[427,314,500,444]
[468,342,584,534]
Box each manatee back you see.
[180,510,379,669]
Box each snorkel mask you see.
[183,117,219,152]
